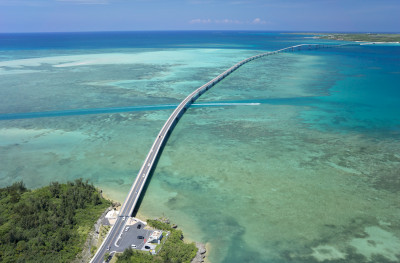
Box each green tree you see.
[104,252,111,261]
[0,179,110,263]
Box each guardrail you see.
[92,43,359,263]
[119,43,357,217]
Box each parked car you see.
[137,236,144,239]
[131,244,137,248]
[144,245,150,249]
[137,224,142,229]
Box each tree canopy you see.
[0,179,110,263]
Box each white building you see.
[148,230,163,243]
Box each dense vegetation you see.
[0,179,110,263]
[318,33,400,42]
[117,219,197,263]
[290,32,400,42]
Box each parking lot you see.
[108,220,155,253]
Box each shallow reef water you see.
[0,32,399,262]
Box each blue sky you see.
[0,0,399,33]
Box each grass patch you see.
[91,245,97,256]
[97,224,111,248]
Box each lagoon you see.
[0,31,399,262]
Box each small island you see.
[289,32,400,43]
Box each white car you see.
[131,244,137,248]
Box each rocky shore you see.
[154,217,207,263]
[191,242,207,263]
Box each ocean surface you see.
[0,31,399,263]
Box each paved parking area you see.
[108,220,153,253]
[113,222,153,252]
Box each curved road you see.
[90,43,358,263]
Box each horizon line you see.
[1,29,399,34]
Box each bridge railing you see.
[92,41,360,262]
[119,42,358,217]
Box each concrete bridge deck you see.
[90,43,358,263]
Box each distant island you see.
[289,33,400,43]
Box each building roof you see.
[149,230,162,240]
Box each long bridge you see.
[91,43,358,263]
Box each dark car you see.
[137,236,144,239]
[145,245,151,249]
[137,224,142,229]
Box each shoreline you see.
[283,32,400,43]
[97,188,209,263]
[136,214,210,263]
[99,189,121,209]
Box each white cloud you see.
[251,18,267,24]
[190,18,243,24]
[215,19,243,24]
[189,18,269,25]
[189,18,212,24]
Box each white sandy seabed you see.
[0,48,399,263]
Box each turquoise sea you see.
[0,31,399,262]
